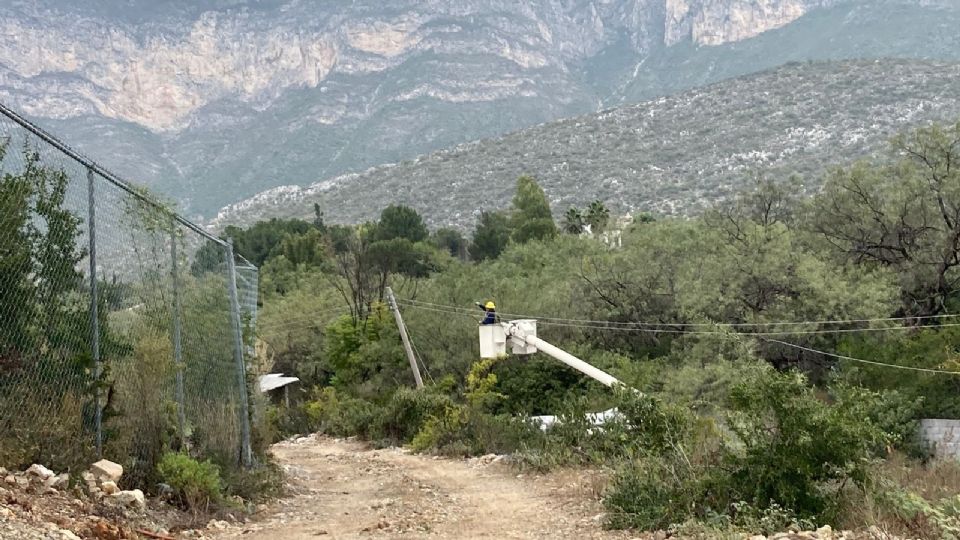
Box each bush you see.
[220,458,285,504]
[725,369,887,520]
[374,387,454,445]
[604,368,894,531]
[303,386,380,438]
[157,452,223,512]
[518,389,691,470]
[411,406,540,457]
[604,458,701,530]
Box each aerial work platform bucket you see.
[479,320,539,358]
[478,324,507,358]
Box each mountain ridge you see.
[210,59,960,230]
[2,0,960,216]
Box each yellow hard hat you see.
[485,301,496,309]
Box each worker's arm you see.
[474,301,485,312]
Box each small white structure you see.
[259,373,300,407]
[259,373,300,393]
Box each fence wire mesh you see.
[0,102,257,485]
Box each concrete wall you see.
[919,419,960,459]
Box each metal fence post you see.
[87,167,102,458]
[170,227,187,443]
[226,239,253,468]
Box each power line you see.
[395,300,960,337]
[762,338,960,376]
[398,297,960,329]
[400,300,960,336]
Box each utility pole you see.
[385,287,424,389]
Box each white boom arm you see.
[507,331,622,388]
[481,319,622,388]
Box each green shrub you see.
[303,386,380,438]
[157,452,224,512]
[411,406,540,457]
[373,387,454,445]
[604,457,701,530]
[220,458,285,504]
[518,390,691,470]
[725,369,886,520]
[605,368,893,531]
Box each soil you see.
[208,435,634,540]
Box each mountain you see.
[211,59,960,229]
[2,0,959,218]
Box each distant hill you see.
[3,0,960,217]
[212,60,960,230]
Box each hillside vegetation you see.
[216,60,960,230]
[236,120,960,537]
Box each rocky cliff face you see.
[0,0,956,218]
[0,0,828,132]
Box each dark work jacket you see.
[479,307,498,325]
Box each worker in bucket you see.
[474,300,499,325]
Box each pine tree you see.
[509,175,557,244]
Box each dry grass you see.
[835,454,960,538]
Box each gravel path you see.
[210,436,633,540]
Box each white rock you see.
[52,473,70,489]
[101,481,119,495]
[3,475,15,486]
[60,531,82,540]
[0,467,6,476]
[816,525,833,539]
[207,520,229,530]
[90,460,123,483]
[112,489,145,510]
[26,464,55,481]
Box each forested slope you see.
[216,60,960,229]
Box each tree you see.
[30,150,87,353]
[563,207,584,235]
[470,211,511,261]
[432,228,467,260]
[585,200,610,235]
[0,143,38,363]
[375,204,429,243]
[326,218,434,322]
[312,203,327,233]
[812,122,960,317]
[510,175,557,244]
[276,228,328,267]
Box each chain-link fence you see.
[0,101,259,486]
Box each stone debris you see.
[90,459,124,483]
[110,489,146,511]
[0,462,209,540]
[26,464,55,482]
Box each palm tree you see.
[585,200,610,235]
[563,207,584,234]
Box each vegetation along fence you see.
[0,101,259,487]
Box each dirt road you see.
[211,436,634,540]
